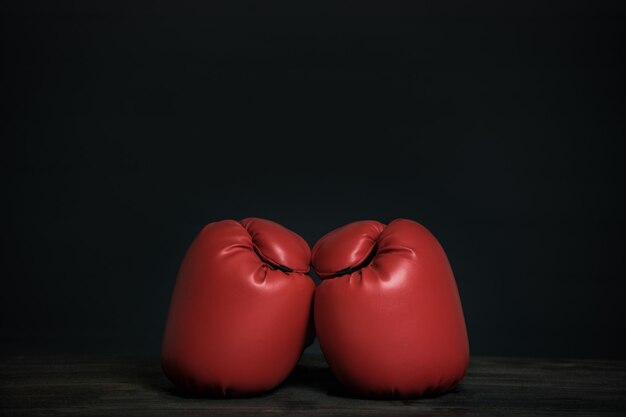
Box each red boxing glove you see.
[312,219,469,398]
[162,218,315,396]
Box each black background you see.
[1,1,625,359]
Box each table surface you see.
[1,354,625,416]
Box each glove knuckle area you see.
[240,218,310,273]
[379,218,441,254]
[311,220,385,278]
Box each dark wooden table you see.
[1,354,625,416]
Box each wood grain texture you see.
[1,354,625,416]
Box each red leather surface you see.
[161,218,315,396]
[312,219,469,398]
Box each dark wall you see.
[2,1,625,359]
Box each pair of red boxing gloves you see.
[161,218,469,399]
